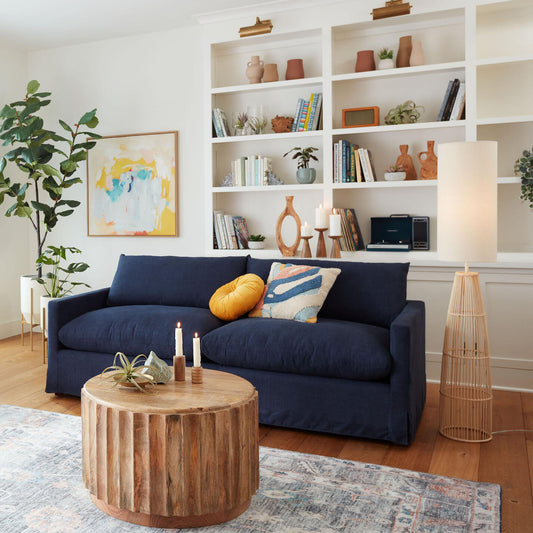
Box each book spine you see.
[443,78,460,121]
[342,141,347,183]
[333,143,338,183]
[450,82,466,121]
[358,148,369,182]
[212,110,223,137]
[254,156,260,186]
[310,93,322,131]
[304,93,315,131]
[292,98,303,132]
[215,108,226,137]
[213,213,221,249]
[350,144,355,183]
[216,212,227,249]
[339,209,351,251]
[225,214,238,249]
[347,208,364,250]
[219,109,230,136]
[437,80,453,122]
[366,150,376,182]
[297,101,309,131]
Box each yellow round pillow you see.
[209,274,265,321]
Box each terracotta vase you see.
[410,40,425,67]
[417,140,438,180]
[396,35,412,68]
[263,63,279,82]
[355,50,375,72]
[246,56,264,84]
[396,144,417,180]
[285,58,304,80]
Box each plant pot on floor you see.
[296,168,316,184]
[20,276,46,349]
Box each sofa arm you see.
[46,288,109,394]
[388,300,426,445]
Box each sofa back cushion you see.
[246,257,408,328]
[108,255,248,308]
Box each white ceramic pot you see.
[384,171,407,181]
[20,275,46,325]
[378,58,394,70]
[40,295,59,337]
[248,241,265,250]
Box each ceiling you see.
[0,0,277,51]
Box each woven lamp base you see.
[439,268,493,443]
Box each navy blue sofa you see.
[46,254,426,445]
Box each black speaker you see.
[412,217,430,250]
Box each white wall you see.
[0,43,32,338]
[26,26,205,291]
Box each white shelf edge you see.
[212,130,322,144]
[476,55,533,67]
[211,76,323,95]
[497,177,521,184]
[332,61,465,82]
[477,115,533,126]
[332,180,437,189]
[332,120,465,135]
[212,184,324,193]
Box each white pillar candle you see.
[301,221,312,237]
[329,209,342,236]
[175,322,183,356]
[315,204,329,228]
[193,333,201,367]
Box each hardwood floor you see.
[1,333,532,531]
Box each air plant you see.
[384,100,424,125]
[233,111,248,130]
[248,115,268,134]
[101,352,158,392]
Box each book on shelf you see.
[337,208,365,252]
[308,93,322,131]
[292,98,304,132]
[297,100,309,131]
[213,212,250,250]
[292,93,323,132]
[437,80,453,121]
[212,107,231,137]
[449,81,466,121]
[438,78,461,121]
[334,140,367,183]
[228,155,272,187]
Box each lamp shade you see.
[437,141,497,263]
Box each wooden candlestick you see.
[301,236,313,258]
[191,366,203,384]
[173,355,185,381]
[315,228,327,257]
[329,236,341,258]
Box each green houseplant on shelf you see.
[377,47,394,70]
[0,80,100,331]
[515,147,533,209]
[283,146,319,184]
[248,234,266,250]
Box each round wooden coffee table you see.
[81,368,259,528]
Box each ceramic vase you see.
[417,140,438,180]
[410,40,425,67]
[296,168,316,184]
[378,57,394,70]
[263,63,279,82]
[396,35,412,68]
[246,56,264,84]
[355,50,375,72]
[396,144,417,180]
[285,58,304,80]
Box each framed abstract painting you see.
[87,131,178,236]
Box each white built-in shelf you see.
[331,61,465,83]
[212,184,324,193]
[332,120,465,136]
[476,54,533,67]
[211,76,323,95]
[212,130,322,144]
[476,115,533,126]
[497,177,521,185]
[333,180,437,190]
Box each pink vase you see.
[355,50,375,72]
[410,40,425,67]
[246,56,264,84]
[285,59,304,80]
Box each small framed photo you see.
[87,131,178,236]
[342,107,380,128]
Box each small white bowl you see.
[248,241,265,250]
[384,171,406,181]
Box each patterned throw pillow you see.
[249,262,341,323]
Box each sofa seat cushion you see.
[58,305,224,361]
[202,317,391,381]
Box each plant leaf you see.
[26,80,40,94]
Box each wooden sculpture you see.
[396,144,417,180]
[276,196,302,256]
[271,115,294,133]
[418,140,438,180]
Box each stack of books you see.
[437,78,466,121]
[291,93,323,132]
[213,211,250,249]
[338,208,365,251]
[333,140,377,183]
[212,108,231,137]
[229,156,272,187]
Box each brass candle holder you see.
[314,228,327,257]
[301,236,313,258]
[173,355,185,381]
[329,236,341,258]
[191,366,203,384]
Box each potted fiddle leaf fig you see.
[0,80,100,326]
[283,146,319,184]
[515,147,533,209]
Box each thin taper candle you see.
[175,322,183,356]
[193,332,201,367]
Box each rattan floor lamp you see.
[437,141,497,443]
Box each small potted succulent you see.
[283,146,319,184]
[378,48,394,70]
[101,352,158,392]
[248,234,266,250]
[385,100,424,125]
[384,164,406,181]
[515,147,533,209]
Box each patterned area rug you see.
[0,405,500,532]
